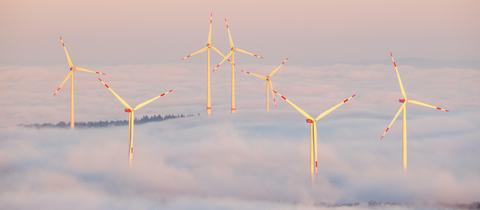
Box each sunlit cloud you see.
[0,62,479,209]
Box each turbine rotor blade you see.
[134,89,174,110]
[97,78,132,109]
[268,80,277,108]
[236,48,263,59]
[315,94,356,121]
[52,71,73,96]
[182,47,207,60]
[208,12,213,44]
[273,90,313,120]
[211,46,227,59]
[390,52,407,98]
[59,36,74,68]
[408,99,449,112]
[380,104,406,140]
[76,67,106,75]
[240,69,266,80]
[224,18,235,47]
[268,58,288,77]
[213,51,233,71]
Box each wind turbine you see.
[97,78,174,165]
[53,36,106,128]
[214,18,263,113]
[273,90,356,180]
[182,12,227,115]
[380,52,449,171]
[241,58,288,112]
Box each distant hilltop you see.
[19,113,199,129]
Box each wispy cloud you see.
[0,63,479,209]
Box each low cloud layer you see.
[0,62,479,209]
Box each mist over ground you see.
[0,62,479,209]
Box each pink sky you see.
[1,0,479,65]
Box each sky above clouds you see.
[1,0,479,66]
[1,0,480,209]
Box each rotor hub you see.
[124,108,132,113]
[399,98,406,103]
[306,119,314,124]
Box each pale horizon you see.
[1,0,479,66]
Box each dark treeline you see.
[19,113,199,129]
[365,201,480,209]
[310,201,480,209]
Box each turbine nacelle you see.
[381,52,450,170]
[182,13,228,115]
[53,36,107,128]
[96,78,174,165]
[273,89,356,181]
